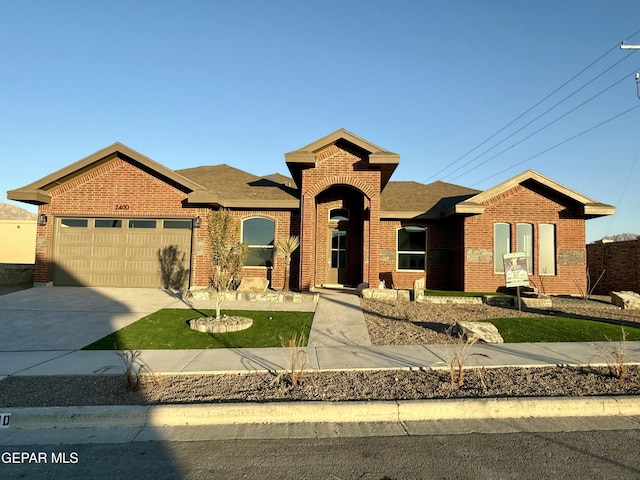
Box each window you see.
[517,224,533,274]
[329,208,349,221]
[163,220,192,230]
[397,227,426,271]
[129,220,156,229]
[494,223,510,273]
[242,217,275,267]
[539,224,556,275]
[60,219,88,228]
[95,219,122,228]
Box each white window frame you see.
[538,223,557,276]
[516,223,534,274]
[396,226,427,272]
[241,216,275,267]
[494,223,511,274]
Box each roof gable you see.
[285,128,400,189]
[448,170,614,218]
[7,142,207,205]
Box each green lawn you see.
[83,309,314,350]
[488,317,640,343]
[424,289,506,297]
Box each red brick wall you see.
[587,239,640,294]
[463,184,587,294]
[298,144,381,290]
[377,219,459,290]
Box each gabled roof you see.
[381,181,480,219]
[7,142,210,205]
[446,169,615,218]
[176,165,299,208]
[285,128,400,189]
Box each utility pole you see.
[620,42,640,99]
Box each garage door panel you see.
[53,217,192,288]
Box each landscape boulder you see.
[455,321,504,344]
[237,277,270,293]
[610,291,640,310]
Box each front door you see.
[327,228,348,285]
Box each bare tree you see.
[207,209,247,319]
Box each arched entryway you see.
[314,185,365,287]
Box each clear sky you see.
[2,1,639,243]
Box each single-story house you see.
[7,129,614,294]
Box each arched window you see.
[329,208,349,221]
[397,227,426,271]
[242,217,275,267]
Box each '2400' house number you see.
[115,204,129,210]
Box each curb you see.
[6,396,640,430]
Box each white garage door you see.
[52,217,193,288]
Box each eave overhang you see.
[443,170,615,219]
[285,129,399,190]
[7,143,206,205]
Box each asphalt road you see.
[2,428,640,480]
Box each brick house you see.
[7,129,614,294]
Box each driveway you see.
[0,287,187,351]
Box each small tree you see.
[276,235,300,292]
[207,209,247,319]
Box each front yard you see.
[83,309,314,350]
[362,295,640,344]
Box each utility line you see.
[468,103,640,187]
[447,67,638,182]
[443,54,637,182]
[424,28,640,183]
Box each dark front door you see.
[327,228,348,285]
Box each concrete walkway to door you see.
[307,289,372,347]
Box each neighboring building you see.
[0,203,37,264]
[6,129,614,294]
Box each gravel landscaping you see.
[1,292,639,408]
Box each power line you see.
[424,29,640,183]
[445,52,635,180]
[468,103,640,187]
[447,67,638,182]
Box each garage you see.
[52,217,193,288]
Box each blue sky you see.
[2,1,639,242]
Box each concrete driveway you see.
[0,287,187,351]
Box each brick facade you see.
[462,184,587,294]
[16,132,608,295]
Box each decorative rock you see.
[455,321,504,344]
[483,295,514,307]
[610,291,640,310]
[189,315,253,334]
[237,277,270,293]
